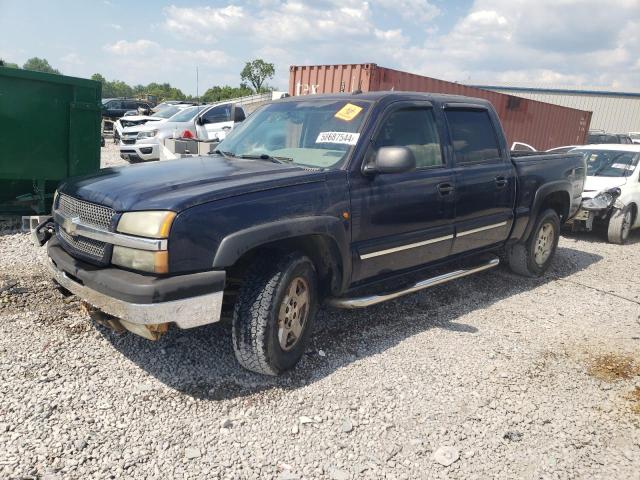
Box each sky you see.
[1,0,639,95]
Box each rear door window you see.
[445,109,502,164]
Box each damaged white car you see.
[567,144,640,243]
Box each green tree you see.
[0,59,19,68]
[201,84,254,103]
[240,59,275,93]
[23,57,61,74]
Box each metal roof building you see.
[470,85,640,134]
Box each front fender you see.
[212,215,352,290]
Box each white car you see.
[119,102,245,162]
[567,144,640,243]
[115,104,192,143]
[629,132,640,144]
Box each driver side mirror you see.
[196,116,206,126]
[364,146,416,175]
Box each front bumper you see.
[119,142,159,162]
[47,238,225,329]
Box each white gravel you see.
[1,178,639,478]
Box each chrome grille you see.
[58,194,114,230]
[58,228,107,258]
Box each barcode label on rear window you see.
[316,131,360,146]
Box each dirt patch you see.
[587,353,640,382]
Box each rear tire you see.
[507,208,560,277]
[607,206,633,244]
[232,252,318,375]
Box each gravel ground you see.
[1,151,639,478]
[101,139,127,168]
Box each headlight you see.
[582,192,614,210]
[112,246,168,274]
[137,129,158,139]
[117,211,176,238]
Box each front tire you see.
[507,208,560,277]
[607,206,633,244]
[232,253,318,375]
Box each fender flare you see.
[212,216,351,291]
[522,180,572,241]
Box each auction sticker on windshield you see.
[335,103,363,122]
[316,131,360,146]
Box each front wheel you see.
[507,208,561,277]
[232,253,318,375]
[607,206,633,244]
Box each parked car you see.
[114,104,193,143]
[629,132,640,144]
[119,102,245,162]
[119,105,207,162]
[152,100,195,113]
[102,98,152,119]
[546,145,581,153]
[565,144,639,243]
[35,92,586,375]
[587,132,633,144]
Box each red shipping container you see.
[289,63,592,150]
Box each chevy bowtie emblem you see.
[62,216,80,236]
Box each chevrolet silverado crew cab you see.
[35,92,586,375]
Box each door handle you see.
[437,183,454,195]
[495,176,508,188]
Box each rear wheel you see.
[232,253,318,375]
[507,209,560,277]
[607,206,633,244]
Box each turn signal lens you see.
[112,246,169,274]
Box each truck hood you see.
[59,155,325,212]
[582,176,627,199]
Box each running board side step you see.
[327,256,500,309]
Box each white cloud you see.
[108,23,122,30]
[104,39,160,55]
[61,52,83,65]
[102,38,229,86]
[370,0,440,23]
[163,4,245,42]
[392,0,640,89]
[96,0,639,93]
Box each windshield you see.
[217,99,371,169]
[152,105,182,118]
[577,149,639,177]
[167,105,206,123]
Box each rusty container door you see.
[289,63,591,150]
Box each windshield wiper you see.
[238,153,294,164]
[214,149,235,159]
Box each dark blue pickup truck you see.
[36,92,586,375]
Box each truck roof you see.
[280,91,493,106]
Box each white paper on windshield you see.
[611,163,636,171]
[316,131,360,146]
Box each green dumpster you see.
[0,67,101,215]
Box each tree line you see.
[0,57,276,103]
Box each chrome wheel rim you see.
[534,222,555,266]
[277,277,309,351]
[621,211,632,240]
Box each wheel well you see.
[224,235,343,300]
[540,191,570,223]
